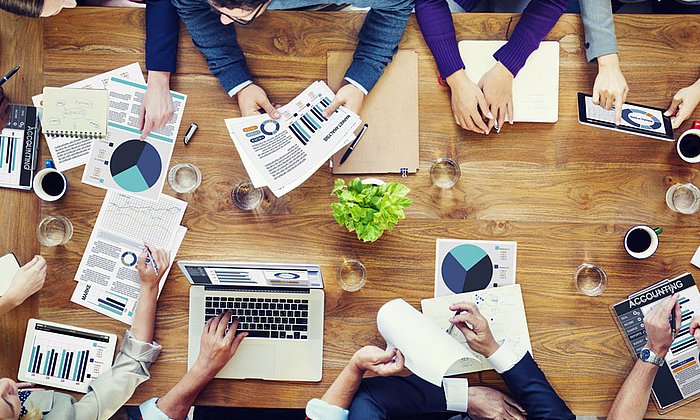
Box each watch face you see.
[641,348,650,360]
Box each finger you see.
[211,310,227,336]
[603,93,613,110]
[449,301,478,313]
[215,310,231,338]
[16,382,35,389]
[614,95,623,125]
[663,293,680,314]
[140,115,155,141]
[394,349,405,369]
[226,317,240,344]
[22,256,39,271]
[323,97,342,117]
[592,88,601,105]
[452,310,480,327]
[504,394,526,414]
[205,316,215,334]
[665,97,682,117]
[507,101,514,125]
[496,106,505,133]
[258,97,280,119]
[463,116,479,134]
[471,109,488,134]
[137,250,150,273]
[504,403,526,420]
[230,331,248,354]
[476,91,489,120]
[672,107,691,129]
[32,256,47,271]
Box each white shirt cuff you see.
[305,398,349,420]
[228,80,254,97]
[442,377,468,412]
[139,398,181,420]
[486,344,526,374]
[343,77,368,95]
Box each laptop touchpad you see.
[235,344,275,378]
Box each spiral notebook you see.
[41,87,109,138]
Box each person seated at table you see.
[136,309,248,419]
[0,0,175,139]
[0,247,169,420]
[162,0,412,119]
[607,294,684,420]
[0,87,9,128]
[415,0,632,133]
[0,255,46,317]
[665,77,700,129]
[306,301,574,420]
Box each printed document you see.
[225,81,362,197]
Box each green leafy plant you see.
[331,178,412,242]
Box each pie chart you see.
[622,109,662,130]
[441,244,493,293]
[109,140,162,193]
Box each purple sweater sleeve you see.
[415,0,567,79]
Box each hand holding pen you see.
[447,302,500,357]
[137,244,170,289]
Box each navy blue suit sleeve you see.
[146,0,180,72]
[500,352,575,420]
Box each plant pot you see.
[361,178,385,186]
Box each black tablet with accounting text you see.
[577,92,675,141]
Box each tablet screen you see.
[584,95,667,135]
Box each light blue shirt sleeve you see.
[305,398,349,420]
[139,398,186,420]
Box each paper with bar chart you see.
[82,77,186,201]
[18,320,117,393]
[71,190,187,324]
[225,81,362,197]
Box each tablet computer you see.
[18,319,117,393]
[577,92,674,141]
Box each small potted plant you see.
[331,178,412,242]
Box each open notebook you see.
[41,87,109,138]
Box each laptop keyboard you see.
[205,296,309,340]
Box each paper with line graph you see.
[70,190,187,324]
[225,81,362,197]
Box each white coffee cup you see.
[33,159,67,201]
[676,120,700,163]
[624,225,662,259]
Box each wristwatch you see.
[639,347,665,366]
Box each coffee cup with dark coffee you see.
[677,120,700,164]
[624,225,662,259]
[33,159,67,201]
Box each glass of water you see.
[37,216,73,247]
[338,258,366,292]
[666,183,700,214]
[430,158,461,189]
[573,263,607,296]
[232,180,264,210]
[168,163,202,194]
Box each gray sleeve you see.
[579,0,619,61]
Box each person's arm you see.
[148,310,247,419]
[0,87,9,127]
[608,294,681,420]
[0,256,46,317]
[690,316,700,345]
[324,0,413,115]
[665,78,700,129]
[578,0,618,62]
[450,302,574,420]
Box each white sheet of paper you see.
[32,63,145,172]
[376,299,477,386]
[458,41,559,123]
[421,285,532,374]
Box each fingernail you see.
[487,112,494,119]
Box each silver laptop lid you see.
[178,261,324,289]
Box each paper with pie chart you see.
[435,239,517,297]
[82,77,187,201]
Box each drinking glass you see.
[430,158,461,189]
[168,163,202,194]
[573,263,607,297]
[232,180,264,210]
[666,183,700,214]
[338,258,366,292]
[37,216,73,247]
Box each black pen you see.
[339,124,368,165]
[0,65,20,87]
[446,310,462,335]
[670,308,677,337]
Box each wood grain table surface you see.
[1,8,700,418]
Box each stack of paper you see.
[225,81,362,197]
[70,190,188,325]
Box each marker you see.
[183,122,198,145]
[446,310,462,335]
[144,245,159,276]
[339,124,368,165]
[0,65,20,87]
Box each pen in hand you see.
[0,65,20,87]
[446,310,462,335]
[144,244,159,277]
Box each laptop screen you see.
[179,262,324,289]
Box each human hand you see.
[449,302,499,357]
[4,256,46,307]
[592,54,628,125]
[445,70,490,134]
[689,316,700,346]
[467,386,527,420]
[644,293,681,358]
[136,245,170,291]
[665,80,700,129]
[194,310,247,377]
[324,83,365,117]
[479,61,513,133]
[351,346,409,377]
[0,87,9,128]
[237,83,281,118]
[140,71,174,140]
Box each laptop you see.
[179,261,324,382]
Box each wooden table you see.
[1,9,700,418]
